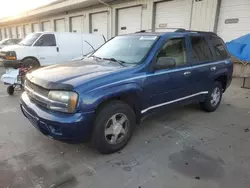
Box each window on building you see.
[35,34,56,46]
[157,38,187,67]
[190,36,213,63]
[207,36,229,60]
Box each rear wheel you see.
[200,81,222,112]
[7,85,14,95]
[92,100,136,154]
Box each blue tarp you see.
[226,33,250,62]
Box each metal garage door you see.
[24,25,31,36]
[154,0,193,31]
[55,19,66,32]
[91,12,108,40]
[70,16,83,33]
[32,23,40,32]
[117,6,142,35]
[42,21,51,31]
[11,27,17,38]
[0,29,4,40]
[217,0,250,42]
[17,26,23,39]
[5,28,10,38]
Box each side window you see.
[190,36,213,63]
[208,36,229,60]
[35,34,56,46]
[156,38,187,68]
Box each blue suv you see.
[20,29,233,153]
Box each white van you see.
[0,32,105,68]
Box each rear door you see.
[34,34,60,65]
[189,35,214,94]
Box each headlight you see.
[48,91,78,113]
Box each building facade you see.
[0,0,249,42]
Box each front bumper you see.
[0,58,21,68]
[20,92,95,140]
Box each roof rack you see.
[135,28,217,35]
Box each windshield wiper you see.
[103,58,126,67]
[91,55,102,60]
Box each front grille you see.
[25,80,49,108]
[26,80,49,97]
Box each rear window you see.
[190,36,213,63]
[207,36,229,60]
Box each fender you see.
[78,82,144,112]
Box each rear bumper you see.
[20,92,95,140]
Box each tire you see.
[200,81,222,112]
[7,85,14,95]
[22,58,40,70]
[92,100,136,154]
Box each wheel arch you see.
[21,56,41,66]
[215,74,228,92]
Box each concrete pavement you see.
[0,69,249,188]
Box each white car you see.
[0,32,106,68]
[0,38,22,49]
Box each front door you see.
[34,34,60,66]
[142,37,193,114]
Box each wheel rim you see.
[210,87,221,107]
[104,113,129,145]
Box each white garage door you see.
[24,25,31,36]
[217,0,250,42]
[118,6,142,35]
[17,26,23,39]
[42,21,51,31]
[70,16,83,33]
[0,29,4,40]
[154,0,192,31]
[91,12,108,40]
[55,19,66,32]
[5,28,10,38]
[11,27,17,38]
[32,23,40,32]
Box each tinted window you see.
[190,36,213,63]
[157,38,187,67]
[35,34,56,46]
[208,36,229,60]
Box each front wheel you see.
[92,100,136,154]
[200,81,222,112]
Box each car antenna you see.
[84,40,95,52]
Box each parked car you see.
[20,29,233,154]
[0,38,22,49]
[0,32,105,68]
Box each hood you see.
[27,58,126,90]
[0,45,25,52]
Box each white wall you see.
[0,0,220,40]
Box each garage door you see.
[91,12,108,39]
[17,26,23,39]
[11,27,17,38]
[42,21,51,31]
[5,28,10,38]
[32,23,40,32]
[55,19,66,32]
[24,25,31,36]
[0,29,4,40]
[217,0,250,42]
[117,6,142,35]
[154,0,193,31]
[70,16,83,33]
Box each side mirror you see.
[154,57,176,70]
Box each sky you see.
[0,0,56,18]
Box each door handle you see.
[56,47,59,52]
[184,71,191,76]
[211,66,216,71]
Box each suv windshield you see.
[93,35,158,64]
[19,33,42,46]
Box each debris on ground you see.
[244,128,249,132]
[185,162,188,165]
[195,176,200,180]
